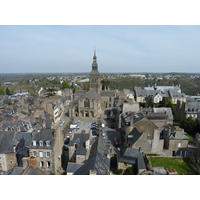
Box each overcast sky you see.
[1,25,200,74]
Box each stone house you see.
[121,112,190,157]
[0,131,17,174]
[4,157,47,175]
[29,129,55,174]
[67,132,90,163]
[140,107,173,128]
[134,85,186,104]
[71,136,111,175]
[174,100,200,121]
[117,147,147,174]
[14,89,29,96]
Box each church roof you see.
[87,90,101,101]
[101,91,115,97]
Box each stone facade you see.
[69,52,117,118]
[0,153,17,172]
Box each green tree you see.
[101,79,110,90]
[6,87,11,95]
[180,117,200,136]
[0,87,4,95]
[144,96,154,107]
[61,81,71,89]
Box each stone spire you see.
[89,51,101,93]
[92,50,98,71]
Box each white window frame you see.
[40,161,44,167]
[46,141,50,146]
[46,152,50,158]
[46,161,51,168]
[32,151,36,157]
[39,151,44,157]
[39,141,43,146]
[178,143,182,148]
[32,140,37,146]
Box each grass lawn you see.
[149,157,196,175]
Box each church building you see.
[69,51,117,118]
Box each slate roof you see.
[121,112,145,125]
[86,90,101,102]
[30,129,54,149]
[2,121,32,132]
[185,102,200,112]
[144,85,181,93]
[168,89,185,98]
[0,131,15,154]
[3,166,24,175]
[127,128,142,146]
[153,107,174,120]
[101,91,115,97]
[66,162,84,174]
[118,148,138,164]
[146,113,168,120]
[68,133,90,155]
[14,132,32,147]
[74,137,110,175]
[22,165,47,175]
[118,148,146,171]
[74,90,86,97]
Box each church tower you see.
[89,51,101,93]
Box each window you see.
[32,151,36,157]
[39,151,44,157]
[40,161,44,167]
[32,140,36,146]
[46,141,50,146]
[124,163,127,168]
[46,162,51,168]
[46,152,50,158]
[84,98,90,108]
[178,143,181,148]
[39,141,43,146]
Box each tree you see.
[0,87,4,95]
[61,81,70,90]
[188,156,200,175]
[144,96,154,107]
[6,87,11,95]
[101,79,110,90]
[180,117,200,136]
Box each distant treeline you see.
[109,77,200,96]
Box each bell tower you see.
[89,51,101,93]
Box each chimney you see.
[22,157,29,169]
[27,157,37,166]
[130,113,133,127]
[89,170,97,175]
[22,157,37,169]
[85,139,90,151]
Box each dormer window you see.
[32,140,37,146]
[39,141,43,146]
[46,141,50,146]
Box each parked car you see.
[114,138,119,147]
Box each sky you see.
[1,25,200,74]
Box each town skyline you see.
[1,25,200,74]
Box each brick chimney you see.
[28,157,37,166]
[22,157,37,169]
[89,170,97,175]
